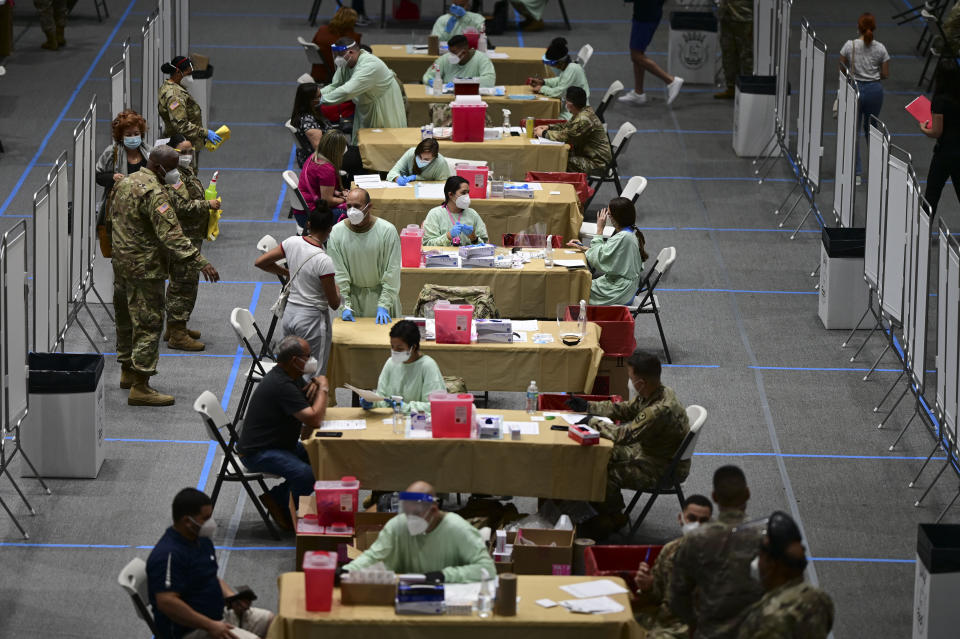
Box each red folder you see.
[905,95,932,125]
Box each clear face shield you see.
[331,41,357,68]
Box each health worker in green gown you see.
[422,34,497,89]
[511,0,548,31]
[529,37,590,120]
[360,320,447,414]
[327,188,402,324]
[422,175,489,246]
[321,38,407,144]
[431,0,486,39]
[387,137,452,185]
[568,197,648,306]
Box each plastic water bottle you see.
[478,31,488,53]
[577,299,587,337]
[502,108,511,130]
[477,568,493,618]
[433,66,443,96]
[526,380,539,414]
[391,395,404,435]
[544,235,554,268]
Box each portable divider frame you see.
[109,38,132,119]
[0,221,51,540]
[832,63,859,228]
[175,0,190,56]
[33,155,71,353]
[753,0,777,76]
[753,0,792,183]
[140,9,162,138]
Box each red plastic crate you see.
[525,171,595,205]
[538,393,623,411]
[584,545,665,595]
[564,305,636,357]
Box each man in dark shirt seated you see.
[147,488,274,639]
[237,335,330,530]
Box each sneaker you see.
[355,14,371,26]
[666,77,684,105]
[855,174,863,186]
[618,91,648,106]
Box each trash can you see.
[733,75,778,157]
[668,11,719,85]
[21,353,105,478]
[913,524,960,638]
[818,227,869,330]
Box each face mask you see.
[447,52,462,64]
[749,556,760,583]
[406,514,429,536]
[334,55,348,69]
[449,3,466,17]
[302,356,319,375]
[178,154,193,167]
[346,206,366,225]
[415,156,430,169]
[455,194,470,209]
[628,378,637,396]
[163,168,181,185]
[391,349,412,365]
[181,74,195,88]
[681,520,700,535]
[190,516,217,539]
[123,135,141,149]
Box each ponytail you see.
[858,13,876,46]
[635,230,649,262]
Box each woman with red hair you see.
[839,13,890,182]
[95,109,153,211]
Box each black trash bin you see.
[22,353,105,478]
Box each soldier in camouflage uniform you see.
[111,146,220,406]
[158,56,220,168]
[163,134,221,351]
[537,86,612,175]
[737,511,834,639]
[34,0,67,50]
[633,495,713,639]
[715,0,753,99]
[671,465,764,639]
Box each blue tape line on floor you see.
[195,442,217,491]
[273,145,297,222]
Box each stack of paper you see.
[556,580,628,615]
[559,596,624,614]
[559,580,628,599]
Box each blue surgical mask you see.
[123,135,141,149]
[415,156,430,169]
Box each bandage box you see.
[568,424,600,446]
[458,243,496,258]
[512,528,575,575]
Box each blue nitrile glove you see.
[376,306,391,324]
[359,398,374,410]
[443,82,455,92]
[397,175,417,186]
[450,222,465,238]
[385,397,401,409]
[206,129,222,144]
[460,224,474,236]
[342,308,355,321]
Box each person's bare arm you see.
[295,374,329,434]
[880,60,890,80]
[253,246,290,279]
[838,55,849,73]
[305,128,323,150]
[321,276,341,310]
[155,591,239,639]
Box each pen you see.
[643,546,652,565]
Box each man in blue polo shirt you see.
[147,488,274,639]
[619,0,683,107]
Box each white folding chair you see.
[257,234,288,283]
[297,36,331,80]
[579,176,645,243]
[586,122,637,208]
[628,246,676,363]
[297,73,315,84]
[595,80,624,123]
[194,391,280,539]
[624,405,708,536]
[576,44,594,69]
[284,120,313,169]
[230,308,278,422]
[283,170,309,233]
[118,558,159,636]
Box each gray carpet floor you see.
[1,0,959,636]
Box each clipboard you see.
[905,95,932,125]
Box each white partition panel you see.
[833,69,858,226]
[141,10,161,138]
[880,151,910,323]
[2,222,29,431]
[864,119,889,289]
[32,186,52,352]
[910,196,932,391]
[176,0,190,57]
[796,20,810,173]
[774,0,792,146]
[54,156,70,341]
[945,242,960,443]
[71,97,97,300]
[754,0,776,75]
[160,0,173,62]
[110,60,125,120]
[806,39,826,188]
[937,223,949,418]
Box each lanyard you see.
[443,204,462,227]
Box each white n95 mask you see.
[681,521,700,535]
[181,75,195,88]
[178,154,193,167]
[455,194,471,210]
[406,514,429,536]
[391,350,412,365]
[190,516,217,539]
[334,56,348,69]
[749,556,760,582]
[163,168,181,185]
[447,53,461,64]
[302,356,319,375]
[346,207,366,225]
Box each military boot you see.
[56,26,66,46]
[166,321,205,351]
[41,30,58,50]
[163,322,201,341]
[128,373,175,407]
[119,364,137,389]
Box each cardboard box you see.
[340,581,397,606]
[511,528,575,575]
[190,53,210,71]
[355,512,396,551]
[592,356,629,398]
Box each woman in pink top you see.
[298,129,348,216]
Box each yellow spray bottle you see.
[205,171,222,241]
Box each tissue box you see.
[568,424,600,446]
[458,243,496,258]
[477,415,503,439]
[512,528,575,575]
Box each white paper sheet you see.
[559,579,629,599]
[536,598,558,608]
[503,421,540,436]
[487,51,510,59]
[553,259,586,267]
[354,174,384,189]
[559,596,625,614]
[415,182,447,199]
[344,383,386,402]
[319,420,367,431]
[511,320,540,332]
[530,137,565,146]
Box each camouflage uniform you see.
[413,284,500,319]
[544,106,613,175]
[587,385,690,513]
[638,536,690,639]
[737,578,834,639]
[719,0,753,90]
[111,168,208,376]
[158,80,205,151]
[34,0,67,32]
[163,165,209,323]
[670,509,765,639]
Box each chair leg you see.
[674,482,685,507]
[612,170,623,197]
[652,308,672,364]
[0,494,29,539]
[2,467,37,514]
[623,490,643,519]
[627,487,663,537]
[210,470,226,508]
[557,0,571,29]
[239,476,281,540]
[309,0,322,25]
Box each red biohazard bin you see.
[564,305,636,357]
[400,224,423,268]
[451,103,487,142]
[430,392,474,438]
[456,164,489,199]
[303,550,337,611]
[537,393,623,411]
[434,303,473,344]
[314,476,359,529]
[584,545,665,596]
